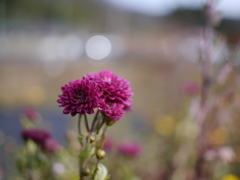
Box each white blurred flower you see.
[218,146,236,163]
[204,149,217,161]
[53,162,66,175]
[204,147,236,163]
[189,99,200,119]
[217,64,232,85]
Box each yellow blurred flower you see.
[222,174,240,180]
[209,127,228,146]
[24,85,46,105]
[154,115,176,136]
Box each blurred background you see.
[1,0,240,179]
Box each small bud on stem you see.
[81,167,90,176]
[88,135,96,143]
[96,149,106,159]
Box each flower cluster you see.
[57,70,133,121]
[43,138,62,153]
[118,142,141,156]
[21,128,61,153]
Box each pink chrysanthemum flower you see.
[88,70,133,111]
[57,77,103,116]
[43,138,62,153]
[99,102,125,121]
[21,128,51,147]
[103,137,114,151]
[118,142,141,156]
[24,108,41,120]
[182,81,199,96]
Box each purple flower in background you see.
[182,81,199,96]
[43,138,62,153]
[118,142,141,156]
[57,77,103,116]
[21,128,51,147]
[88,70,133,111]
[21,128,61,154]
[24,108,41,120]
[103,137,114,151]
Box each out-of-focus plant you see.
[147,1,240,180]
[19,108,42,128]
[57,70,133,180]
[16,108,62,180]
[159,0,240,179]
[98,137,142,180]
[190,1,236,179]
[114,141,142,180]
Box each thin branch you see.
[25,141,31,180]
[77,114,84,148]
[195,1,214,179]
[91,109,100,132]
[96,118,106,135]
[92,159,100,180]
[78,114,82,134]
[99,125,108,149]
[80,170,85,180]
[84,114,90,132]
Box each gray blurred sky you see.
[104,0,240,19]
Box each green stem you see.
[25,141,31,180]
[92,125,108,180]
[99,125,108,149]
[84,114,90,132]
[78,115,82,134]
[80,170,85,180]
[78,115,84,147]
[78,114,84,180]
[92,159,100,180]
[91,110,100,132]
[48,154,56,180]
[96,118,106,135]
[79,156,85,180]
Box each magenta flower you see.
[103,137,114,151]
[118,142,141,156]
[57,77,103,116]
[24,108,41,120]
[88,70,133,111]
[21,128,62,154]
[99,102,125,121]
[21,128,51,147]
[182,81,199,96]
[43,138,62,153]
[58,70,133,122]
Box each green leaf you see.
[79,140,96,165]
[94,163,108,180]
[103,174,111,180]
[78,134,84,143]
[26,140,37,153]
[16,154,27,174]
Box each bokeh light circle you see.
[85,35,112,60]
